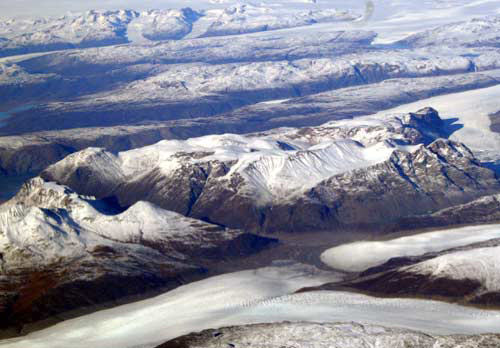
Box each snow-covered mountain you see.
[321,223,500,273]
[38,108,500,233]
[337,237,500,307]
[399,15,500,48]
[0,10,138,57]
[1,11,500,177]
[0,5,358,57]
[1,69,499,177]
[1,1,500,344]
[0,177,275,330]
[194,4,357,38]
[317,230,500,307]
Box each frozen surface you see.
[2,263,500,348]
[1,1,499,53]
[360,84,500,162]
[0,177,246,269]
[321,223,500,272]
[163,321,500,348]
[0,1,500,346]
[97,132,400,204]
[409,246,500,292]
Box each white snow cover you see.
[402,15,500,47]
[0,178,240,268]
[118,132,400,204]
[89,201,233,245]
[2,262,500,348]
[0,3,358,54]
[46,147,126,185]
[1,0,497,47]
[0,10,137,50]
[167,321,500,348]
[365,84,500,162]
[321,224,500,272]
[51,49,500,108]
[300,0,500,44]
[408,246,500,293]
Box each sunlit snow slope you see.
[321,224,500,272]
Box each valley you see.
[1,0,500,347]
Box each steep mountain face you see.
[397,193,500,230]
[156,322,500,348]
[1,11,500,178]
[2,69,498,177]
[299,139,498,231]
[0,177,276,331]
[39,108,500,233]
[336,238,500,307]
[4,46,499,135]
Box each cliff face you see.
[39,108,500,233]
[316,237,500,308]
[0,178,276,331]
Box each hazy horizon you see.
[0,0,214,19]
[0,0,368,19]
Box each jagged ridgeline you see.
[0,177,276,330]
[1,13,500,178]
[37,108,500,233]
[1,3,500,345]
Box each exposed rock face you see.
[333,238,500,307]
[39,108,500,233]
[397,193,500,230]
[1,10,500,179]
[156,322,500,348]
[489,110,500,133]
[298,139,500,231]
[0,178,277,331]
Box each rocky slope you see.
[0,177,276,331]
[157,322,500,348]
[317,237,500,307]
[3,44,499,135]
[1,12,500,177]
[37,108,500,233]
[397,193,500,230]
[2,69,498,177]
